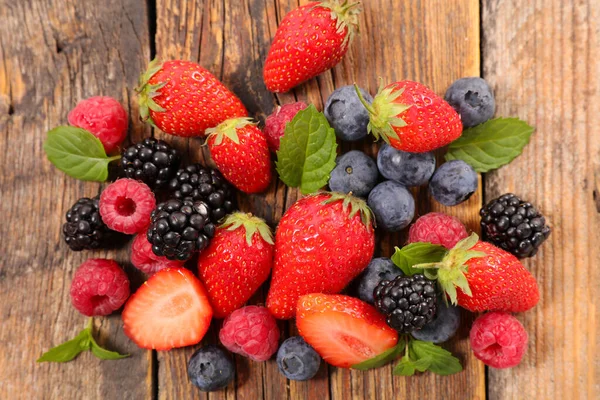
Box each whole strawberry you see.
[198,213,274,318]
[416,234,539,312]
[263,1,361,93]
[206,117,272,193]
[266,192,375,319]
[355,80,462,153]
[137,59,247,136]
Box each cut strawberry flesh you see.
[122,268,213,350]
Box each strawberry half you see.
[122,267,213,350]
[296,293,398,368]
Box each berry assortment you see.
[39,0,552,392]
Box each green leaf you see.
[90,337,129,360]
[391,243,447,276]
[37,329,91,363]
[410,340,462,375]
[445,117,534,172]
[393,354,431,376]
[276,105,337,194]
[352,339,405,370]
[43,126,120,181]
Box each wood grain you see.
[483,1,600,399]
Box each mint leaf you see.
[352,338,405,370]
[44,126,120,181]
[391,243,447,276]
[276,105,337,194]
[411,340,462,375]
[393,354,431,376]
[90,339,129,360]
[445,117,534,172]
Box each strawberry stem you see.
[354,84,376,115]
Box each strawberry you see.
[122,267,213,350]
[263,1,361,93]
[296,293,398,368]
[266,192,375,319]
[137,59,247,137]
[416,234,539,312]
[206,117,272,193]
[198,213,275,318]
[354,80,463,153]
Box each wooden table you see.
[1,0,598,399]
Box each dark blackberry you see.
[121,138,180,189]
[62,197,112,251]
[168,164,236,223]
[480,193,551,258]
[147,198,215,261]
[373,274,437,333]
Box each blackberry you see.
[147,198,215,261]
[121,138,180,189]
[480,193,551,258]
[373,274,437,333]
[168,164,236,223]
[62,197,112,251]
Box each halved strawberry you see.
[296,293,398,368]
[122,268,213,350]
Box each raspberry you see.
[130,234,183,275]
[469,312,528,369]
[408,212,468,249]
[264,102,307,152]
[99,179,156,234]
[70,259,130,316]
[219,306,280,361]
[68,96,128,154]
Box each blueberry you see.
[444,77,495,128]
[412,295,461,344]
[276,337,321,381]
[357,258,403,304]
[324,85,373,141]
[188,345,235,392]
[329,151,379,198]
[377,144,435,186]
[367,181,415,232]
[429,160,478,206]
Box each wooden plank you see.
[483,0,600,399]
[155,0,484,399]
[0,0,153,399]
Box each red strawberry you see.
[263,1,361,93]
[137,59,247,136]
[122,267,213,350]
[355,80,463,153]
[198,213,275,318]
[418,234,539,312]
[296,293,398,368]
[266,192,375,319]
[206,117,272,193]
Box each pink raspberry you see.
[130,233,183,275]
[408,212,468,249]
[99,178,156,234]
[219,306,280,361]
[470,312,528,369]
[68,96,128,154]
[70,259,130,316]
[264,102,307,152]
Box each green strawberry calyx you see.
[354,80,411,145]
[221,212,274,246]
[137,58,167,127]
[321,191,374,229]
[205,117,256,146]
[411,233,487,305]
[315,1,362,47]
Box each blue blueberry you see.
[324,85,373,141]
[367,181,415,232]
[412,296,461,344]
[429,160,478,206]
[445,77,495,128]
[276,337,321,381]
[329,151,379,198]
[188,345,235,392]
[357,257,403,304]
[377,144,435,186]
